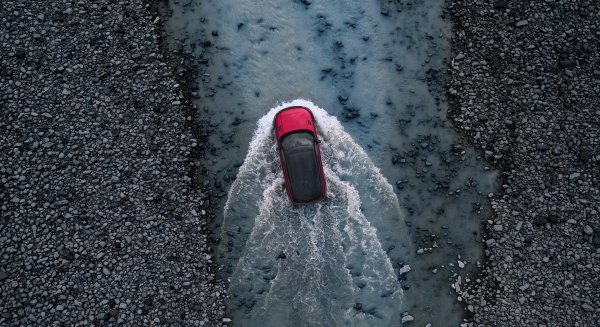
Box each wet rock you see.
[399,265,411,275]
[343,107,360,120]
[401,312,414,323]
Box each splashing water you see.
[158,0,500,324]
[220,99,411,326]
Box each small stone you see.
[583,225,593,235]
[560,60,577,68]
[399,265,411,275]
[578,150,592,162]
[581,303,594,312]
[15,48,27,59]
[0,271,7,281]
[515,221,523,231]
[494,0,508,8]
[515,20,528,27]
[547,213,560,224]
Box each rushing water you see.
[158,0,498,325]
[222,100,410,325]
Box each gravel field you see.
[0,1,224,325]
[2,0,598,326]
[448,0,599,325]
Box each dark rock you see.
[547,212,560,224]
[52,12,65,21]
[559,60,576,68]
[494,0,509,9]
[533,216,548,226]
[15,49,27,59]
[144,296,154,307]
[344,107,360,120]
[578,149,592,163]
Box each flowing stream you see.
[158,0,498,325]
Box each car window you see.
[280,132,322,202]
[281,132,314,151]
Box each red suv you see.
[274,106,327,204]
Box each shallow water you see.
[158,0,498,325]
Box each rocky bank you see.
[448,0,599,325]
[0,1,225,325]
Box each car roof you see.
[281,132,323,202]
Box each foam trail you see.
[219,99,412,326]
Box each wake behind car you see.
[274,106,326,204]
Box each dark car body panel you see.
[274,107,326,204]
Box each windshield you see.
[281,132,322,202]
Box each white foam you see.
[220,99,411,326]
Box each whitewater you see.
[219,99,412,326]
